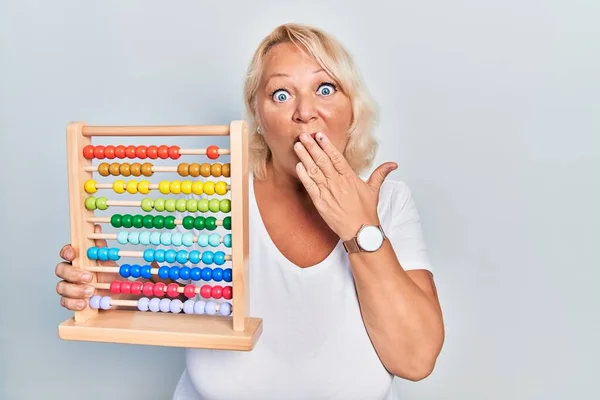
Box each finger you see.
[55,262,93,284]
[294,140,326,185]
[296,162,320,199]
[366,162,398,191]
[59,244,76,262]
[93,224,108,248]
[298,133,338,178]
[61,296,88,311]
[56,280,96,300]
[315,132,352,174]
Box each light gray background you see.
[1,1,598,399]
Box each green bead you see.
[132,214,144,228]
[153,215,165,229]
[85,197,97,210]
[223,216,231,230]
[209,199,220,213]
[194,216,205,230]
[121,214,133,228]
[219,199,231,213]
[186,199,198,212]
[141,198,154,212]
[165,199,176,212]
[154,198,166,212]
[110,214,122,228]
[96,197,108,210]
[176,199,187,212]
[143,215,154,229]
[205,216,217,231]
[164,216,176,230]
[183,216,195,230]
[198,199,209,212]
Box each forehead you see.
[261,42,322,76]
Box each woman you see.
[56,23,444,399]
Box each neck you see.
[260,161,312,205]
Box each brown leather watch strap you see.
[342,238,361,253]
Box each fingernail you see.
[301,133,310,141]
[316,132,324,141]
[77,301,85,309]
[82,273,92,282]
[65,250,73,259]
[85,287,95,296]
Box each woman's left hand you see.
[294,132,398,241]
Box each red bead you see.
[104,145,116,159]
[115,145,126,158]
[153,282,166,297]
[142,282,154,296]
[222,286,232,300]
[206,145,219,160]
[83,145,95,159]
[109,280,121,294]
[184,284,196,298]
[93,145,105,159]
[157,145,169,159]
[168,145,180,159]
[135,145,147,159]
[125,145,136,158]
[211,285,223,299]
[120,281,132,294]
[166,283,179,298]
[131,281,142,295]
[200,285,212,298]
[146,145,158,159]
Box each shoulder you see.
[377,179,414,217]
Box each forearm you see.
[349,239,444,381]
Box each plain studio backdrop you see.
[1,1,598,399]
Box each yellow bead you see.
[138,180,150,194]
[215,181,228,195]
[84,179,97,194]
[203,181,215,195]
[192,181,204,195]
[170,180,181,194]
[181,180,193,194]
[113,180,126,194]
[126,180,138,194]
[159,180,171,194]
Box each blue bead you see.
[100,296,112,310]
[108,248,120,261]
[223,234,232,248]
[130,264,141,278]
[212,268,223,282]
[205,301,217,315]
[154,249,165,263]
[159,298,171,313]
[119,264,131,278]
[141,265,152,279]
[137,297,150,311]
[117,231,129,245]
[213,251,225,266]
[149,298,160,312]
[143,249,155,262]
[89,295,101,309]
[223,268,232,282]
[190,267,202,281]
[219,302,232,316]
[193,300,206,314]
[202,251,214,265]
[189,250,201,264]
[183,300,195,314]
[172,233,183,246]
[165,249,177,263]
[97,248,109,261]
[209,234,220,247]
[158,266,170,279]
[201,267,212,281]
[170,299,183,313]
[198,234,208,247]
[179,266,191,280]
[128,231,140,245]
[87,247,98,260]
[176,250,188,264]
[140,231,151,245]
[182,233,194,247]
[160,232,172,246]
[169,266,180,280]
[150,232,161,246]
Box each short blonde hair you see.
[243,23,379,180]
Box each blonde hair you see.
[243,23,379,180]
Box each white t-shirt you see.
[172,175,434,400]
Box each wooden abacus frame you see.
[58,120,263,351]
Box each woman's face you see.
[255,42,353,178]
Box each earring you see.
[256,126,262,134]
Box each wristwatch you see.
[342,224,386,253]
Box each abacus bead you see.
[176,199,187,212]
[189,250,201,264]
[182,233,194,247]
[219,302,232,316]
[141,265,152,279]
[183,299,195,314]
[119,264,131,277]
[141,162,153,176]
[84,180,97,194]
[150,232,161,245]
[121,281,132,294]
[93,145,105,159]
[160,232,172,246]
[85,197,97,210]
[190,267,202,281]
[115,145,126,158]
[176,250,188,264]
[154,198,166,212]
[153,282,166,297]
[83,145,95,159]
[201,267,212,281]
[146,145,158,159]
[170,180,182,194]
[186,199,198,212]
[194,300,206,314]
[110,214,122,228]
[200,163,211,177]
[130,163,141,176]
[157,145,169,159]
[132,214,143,228]
[135,145,147,159]
[149,298,160,312]
[130,264,141,278]
[182,216,195,230]
[200,285,212,298]
[140,232,151,245]
[198,199,209,212]
[168,266,180,280]
[105,146,116,159]
[213,251,226,265]
[181,180,192,195]
[110,280,121,294]
[159,181,170,194]
[165,249,177,263]
[87,247,98,260]
[117,232,128,245]
[222,286,232,300]
[206,145,219,160]
[108,248,120,261]
[172,233,183,246]
[100,296,112,310]
[98,162,110,176]
[205,217,217,231]
[223,268,232,282]
[142,282,154,296]
[137,297,150,311]
[209,234,220,247]
[125,146,136,158]
[141,198,154,212]
[166,283,179,297]
[97,248,109,261]
[219,199,231,213]
[184,284,196,298]
[212,268,223,282]
[177,163,189,176]
[211,285,223,299]
[109,162,120,176]
[165,199,176,212]
[126,180,138,194]
[209,199,220,213]
[215,181,228,195]
[223,233,232,248]
[164,216,176,229]
[129,231,140,245]
[179,266,191,280]
[170,299,183,313]
[113,180,125,194]
[198,234,209,247]
[138,180,150,194]
[194,216,205,230]
[131,282,142,294]
[168,145,180,159]
[192,181,203,195]
[189,163,200,177]
[210,163,221,177]
[154,249,165,263]
[89,295,101,309]
[203,181,215,195]
[120,163,131,176]
[96,197,108,210]
[121,214,133,228]
[223,216,231,230]
[143,248,155,262]
[205,301,217,315]
[222,163,230,177]
[157,265,168,279]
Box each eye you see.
[272,89,290,102]
[317,83,336,96]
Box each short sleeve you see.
[381,181,434,274]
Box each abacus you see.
[58,121,263,351]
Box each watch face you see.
[357,225,384,252]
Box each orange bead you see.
[222,163,231,177]
[200,163,211,177]
[109,163,120,176]
[210,163,222,177]
[130,163,141,176]
[177,163,189,177]
[98,163,110,177]
[189,163,200,177]
[141,162,153,177]
[119,163,131,177]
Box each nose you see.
[292,94,318,124]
